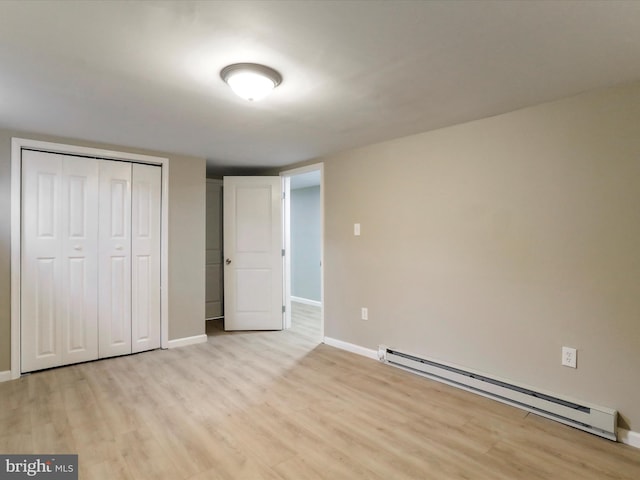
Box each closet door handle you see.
[115,245,124,251]
[73,245,82,251]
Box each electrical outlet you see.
[361,307,368,320]
[562,346,577,368]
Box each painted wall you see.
[291,186,321,302]
[0,129,206,373]
[320,81,640,431]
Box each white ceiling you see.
[1,1,639,173]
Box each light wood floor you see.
[1,302,639,479]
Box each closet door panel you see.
[61,156,100,364]
[131,164,161,352]
[99,160,132,358]
[21,151,64,372]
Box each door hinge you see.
[282,191,286,200]
[282,248,285,256]
[282,305,286,313]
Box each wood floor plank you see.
[1,301,638,479]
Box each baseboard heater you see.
[381,347,617,441]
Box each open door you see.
[223,176,283,330]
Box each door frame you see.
[280,163,324,333]
[10,138,170,379]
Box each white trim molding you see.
[0,371,12,383]
[291,296,322,307]
[11,138,170,378]
[619,428,640,449]
[323,337,378,360]
[167,334,208,349]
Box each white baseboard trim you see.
[323,337,378,361]
[619,428,640,449]
[0,371,12,383]
[291,296,322,307]
[167,334,208,349]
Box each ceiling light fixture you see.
[220,63,282,102]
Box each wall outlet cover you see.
[562,346,577,368]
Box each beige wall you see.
[321,81,640,430]
[0,130,206,372]
[167,155,207,340]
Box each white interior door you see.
[21,152,64,371]
[131,164,162,353]
[98,160,132,358]
[61,155,100,365]
[21,151,100,372]
[223,176,283,331]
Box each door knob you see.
[225,258,232,265]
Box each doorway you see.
[281,164,324,339]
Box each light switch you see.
[354,223,361,236]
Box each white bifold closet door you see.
[21,151,100,371]
[130,164,162,354]
[98,160,132,358]
[21,151,161,373]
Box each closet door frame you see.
[10,138,169,379]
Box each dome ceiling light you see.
[220,63,282,102]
